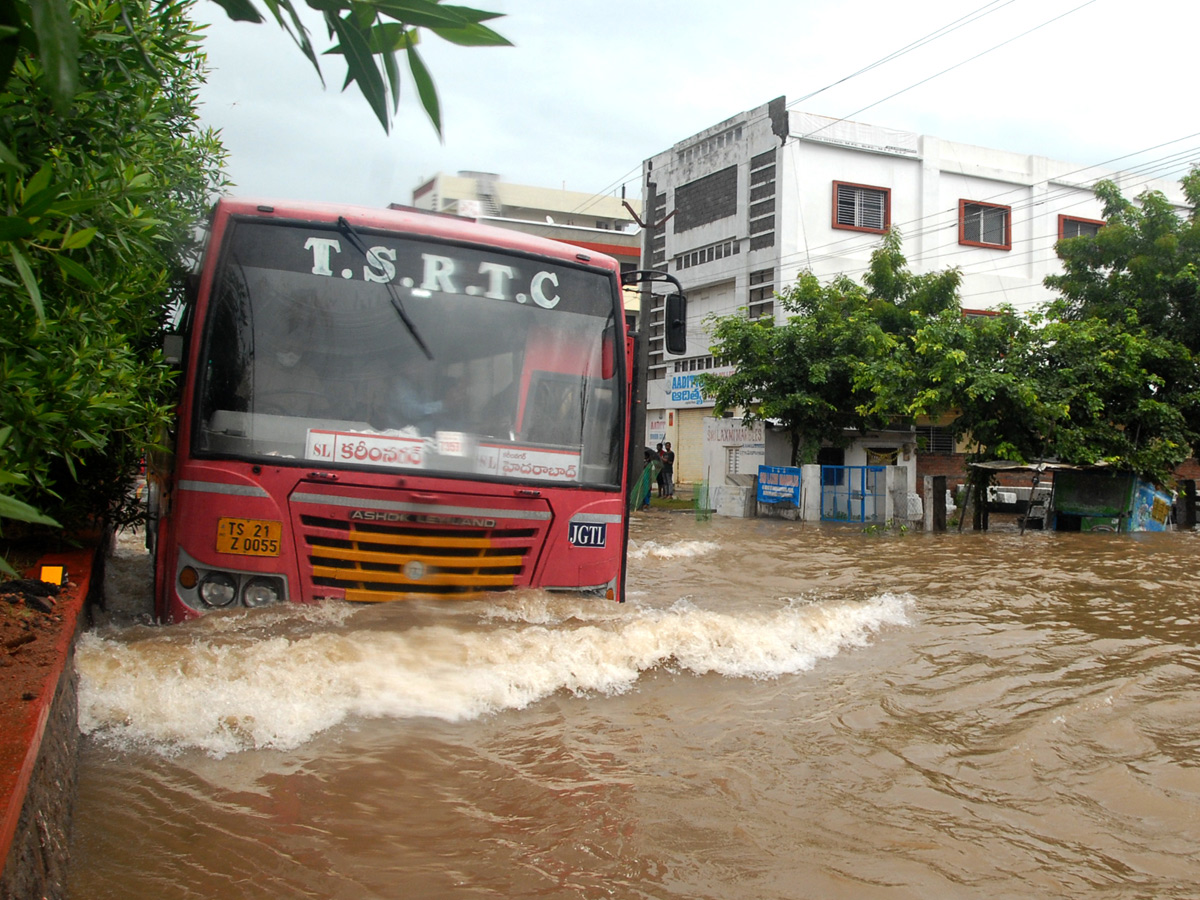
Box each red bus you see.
[149,197,646,622]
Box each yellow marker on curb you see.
[38,565,65,586]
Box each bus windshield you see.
[195,219,624,487]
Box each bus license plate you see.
[216,517,282,557]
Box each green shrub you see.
[0,0,224,532]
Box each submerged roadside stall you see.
[966,461,1180,533]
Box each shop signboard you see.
[757,466,801,504]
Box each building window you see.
[1058,215,1103,240]
[674,355,723,374]
[650,191,667,267]
[748,268,774,320]
[749,150,776,250]
[833,181,890,233]
[673,238,738,270]
[677,125,744,165]
[916,426,957,455]
[648,301,666,382]
[959,200,1011,250]
[817,446,845,486]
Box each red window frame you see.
[832,181,891,234]
[1057,214,1104,240]
[959,199,1012,250]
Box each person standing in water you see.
[661,441,676,498]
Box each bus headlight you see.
[198,572,238,608]
[174,550,290,613]
[242,576,284,608]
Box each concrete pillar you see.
[923,476,934,531]
[799,464,821,521]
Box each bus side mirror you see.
[665,293,687,355]
[162,333,184,366]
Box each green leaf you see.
[0,493,60,527]
[27,0,79,112]
[0,139,19,169]
[361,21,410,52]
[368,0,482,29]
[265,0,324,81]
[404,31,440,137]
[329,12,390,131]
[17,183,62,220]
[429,22,511,46]
[352,1,511,45]
[208,0,266,22]
[0,216,36,240]
[25,164,53,197]
[60,226,98,250]
[9,245,44,321]
[382,29,401,113]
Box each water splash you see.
[76,592,913,757]
[627,539,719,561]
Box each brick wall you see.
[916,455,968,480]
[1175,458,1200,481]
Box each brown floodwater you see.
[67,514,1200,899]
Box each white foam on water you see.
[627,539,720,561]
[76,592,913,757]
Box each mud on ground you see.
[0,577,65,711]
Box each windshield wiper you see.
[337,216,433,360]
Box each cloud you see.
[193,0,1200,210]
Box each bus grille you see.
[298,514,540,601]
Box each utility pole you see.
[628,178,655,493]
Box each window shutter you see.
[836,184,887,230]
[860,190,884,231]
[836,185,856,226]
[962,202,1009,247]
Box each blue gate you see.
[820,466,886,523]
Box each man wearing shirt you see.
[661,441,676,498]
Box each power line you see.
[568,1,1025,220]
[768,137,1200,277]
[792,0,1100,146]
[618,0,1109,260]
[576,1,1191,331]
[678,139,1200,326]
[786,0,1016,108]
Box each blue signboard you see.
[757,465,802,505]
[1130,479,1173,532]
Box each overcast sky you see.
[192,0,1200,210]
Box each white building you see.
[409,170,641,273]
[640,97,1187,490]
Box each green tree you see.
[696,278,883,466]
[1045,168,1200,448]
[700,230,961,465]
[1046,170,1200,354]
[0,0,508,562]
[703,227,1199,495]
[0,0,509,144]
[903,306,1198,487]
[0,0,224,533]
